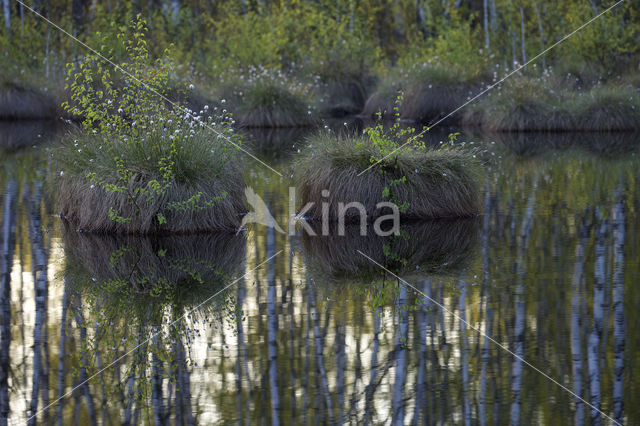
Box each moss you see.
[296,133,483,220]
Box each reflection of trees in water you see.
[0,180,17,426]
[1,142,638,424]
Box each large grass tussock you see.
[57,129,246,234]
[297,133,482,220]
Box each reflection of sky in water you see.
[1,124,640,424]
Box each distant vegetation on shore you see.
[1,0,639,130]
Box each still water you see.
[0,122,639,425]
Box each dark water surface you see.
[1,123,639,425]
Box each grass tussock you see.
[216,70,317,128]
[462,76,573,132]
[571,85,640,131]
[0,79,58,120]
[63,226,245,314]
[302,218,479,282]
[362,63,486,123]
[319,74,373,118]
[297,133,482,220]
[56,128,246,234]
[463,76,640,132]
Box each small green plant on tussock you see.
[298,94,482,220]
[360,93,425,212]
[57,16,244,233]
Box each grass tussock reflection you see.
[63,227,246,316]
[301,218,479,283]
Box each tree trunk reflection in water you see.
[571,220,589,425]
[27,184,49,425]
[266,223,280,425]
[611,193,625,423]
[412,279,431,424]
[364,305,382,422]
[235,262,251,426]
[56,279,70,426]
[479,182,492,426]
[392,281,408,425]
[0,180,17,426]
[459,280,471,426]
[589,211,607,426]
[510,184,535,426]
[71,298,97,426]
[308,280,333,423]
[335,304,346,424]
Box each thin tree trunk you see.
[532,0,546,67]
[2,0,9,33]
[520,7,527,63]
[483,0,490,49]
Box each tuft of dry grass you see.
[56,129,246,234]
[296,133,483,220]
[302,218,479,282]
[0,79,58,120]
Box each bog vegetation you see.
[55,17,245,233]
[1,0,639,129]
[297,98,482,220]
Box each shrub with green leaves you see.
[56,16,245,234]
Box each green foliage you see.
[56,15,242,231]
